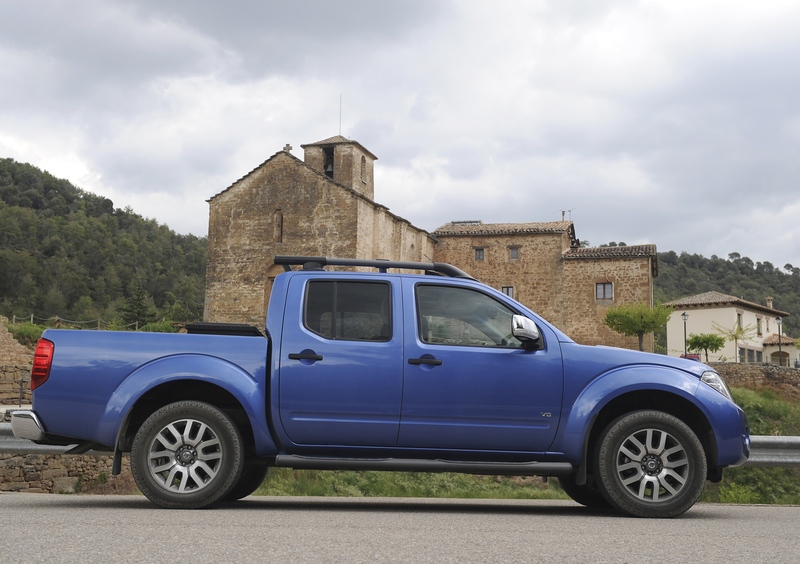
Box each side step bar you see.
[274,455,573,476]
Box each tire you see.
[596,410,707,518]
[558,475,610,509]
[131,401,244,509]
[223,463,269,501]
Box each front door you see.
[398,281,564,453]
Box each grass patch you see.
[256,468,569,500]
[731,387,800,436]
[6,322,45,346]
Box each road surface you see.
[1,493,797,562]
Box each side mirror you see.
[512,315,540,344]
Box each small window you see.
[737,313,743,329]
[361,155,367,183]
[508,247,519,261]
[475,248,485,261]
[738,347,746,363]
[501,286,514,299]
[273,210,283,243]
[756,351,763,363]
[756,317,763,336]
[304,281,390,341]
[747,349,755,363]
[596,282,613,300]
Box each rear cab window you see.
[304,280,392,341]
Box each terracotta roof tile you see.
[300,135,378,160]
[563,245,657,259]
[301,135,351,146]
[433,220,574,236]
[664,291,790,316]
[762,333,796,345]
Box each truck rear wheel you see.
[223,463,269,501]
[131,401,244,509]
[596,410,707,518]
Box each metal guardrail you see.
[746,436,800,467]
[1,423,799,466]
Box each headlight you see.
[701,371,733,401]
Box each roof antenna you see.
[339,94,342,136]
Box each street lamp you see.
[681,312,689,358]
[777,316,783,367]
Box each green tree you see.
[119,279,156,329]
[604,303,673,351]
[0,158,207,325]
[713,321,758,363]
[686,333,727,362]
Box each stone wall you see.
[0,453,133,493]
[712,362,800,399]
[0,316,32,405]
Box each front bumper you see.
[10,410,46,442]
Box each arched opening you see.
[770,351,789,367]
[361,155,367,183]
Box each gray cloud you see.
[1,0,799,269]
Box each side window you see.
[416,284,524,348]
[596,282,613,301]
[305,281,391,341]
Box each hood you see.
[563,342,712,380]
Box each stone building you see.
[205,136,435,326]
[205,136,658,350]
[433,221,657,349]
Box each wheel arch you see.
[103,355,278,473]
[556,365,720,485]
[117,379,258,456]
[584,390,718,481]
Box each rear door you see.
[398,280,564,452]
[277,275,403,447]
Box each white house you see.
[664,291,796,366]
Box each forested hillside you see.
[2,157,799,337]
[0,158,207,327]
[655,251,800,337]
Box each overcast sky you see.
[2,0,799,269]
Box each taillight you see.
[31,338,54,391]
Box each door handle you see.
[408,357,442,366]
[289,352,324,361]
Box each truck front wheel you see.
[557,474,610,509]
[597,410,707,518]
[131,401,244,509]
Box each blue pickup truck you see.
[12,256,749,517]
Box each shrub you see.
[7,322,45,346]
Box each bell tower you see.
[301,135,377,200]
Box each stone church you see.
[204,135,658,350]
